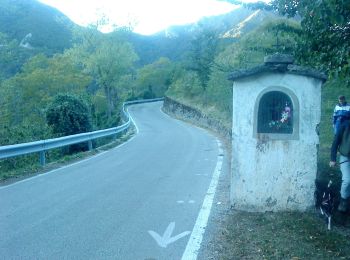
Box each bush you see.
[46,94,92,153]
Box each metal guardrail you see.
[0,98,164,166]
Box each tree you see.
[46,94,92,153]
[88,39,137,120]
[270,0,350,78]
[0,32,32,80]
[0,52,91,127]
[166,66,202,100]
[204,19,300,117]
[220,0,350,79]
[186,24,220,90]
[217,19,301,70]
[72,27,138,121]
[136,57,174,98]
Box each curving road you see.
[0,101,224,260]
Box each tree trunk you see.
[104,85,113,120]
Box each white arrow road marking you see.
[148,222,191,248]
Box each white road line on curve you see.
[181,139,224,260]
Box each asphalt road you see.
[0,101,223,260]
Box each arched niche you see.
[253,87,299,140]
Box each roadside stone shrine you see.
[228,54,327,212]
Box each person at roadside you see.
[333,95,350,135]
[330,119,350,212]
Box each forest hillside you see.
[0,0,349,180]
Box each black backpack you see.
[339,123,350,157]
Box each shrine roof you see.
[228,54,327,82]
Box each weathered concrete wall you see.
[231,72,322,212]
[162,96,231,141]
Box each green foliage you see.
[46,94,92,136]
[0,122,51,146]
[222,0,349,81]
[0,32,33,79]
[0,52,91,127]
[72,27,138,121]
[0,0,75,80]
[167,18,304,129]
[0,0,73,54]
[170,19,301,119]
[125,7,260,67]
[166,68,203,100]
[318,79,350,179]
[46,94,92,153]
[0,122,51,177]
[136,57,174,98]
[186,25,220,89]
[221,19,301,70]
[126,29,192,67]
[270,0,350,80]
[205,69,233,119]
[1,0,348,194]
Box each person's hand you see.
[329,161,336,167]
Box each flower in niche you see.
[269,103,292,129]
[281,104,291,123]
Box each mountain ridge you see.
[0,0,281,69]
[0,0,76,54]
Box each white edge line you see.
[128,107,139,134]
[0,112,140,191]
[181,139,224,260]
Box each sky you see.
[38,0,267,35]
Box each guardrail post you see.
[88,140,93,151]
[40,151,46,166]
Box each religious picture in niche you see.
[258,91,293,134]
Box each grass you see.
[316,80,350,199]
[205,210,350,259]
